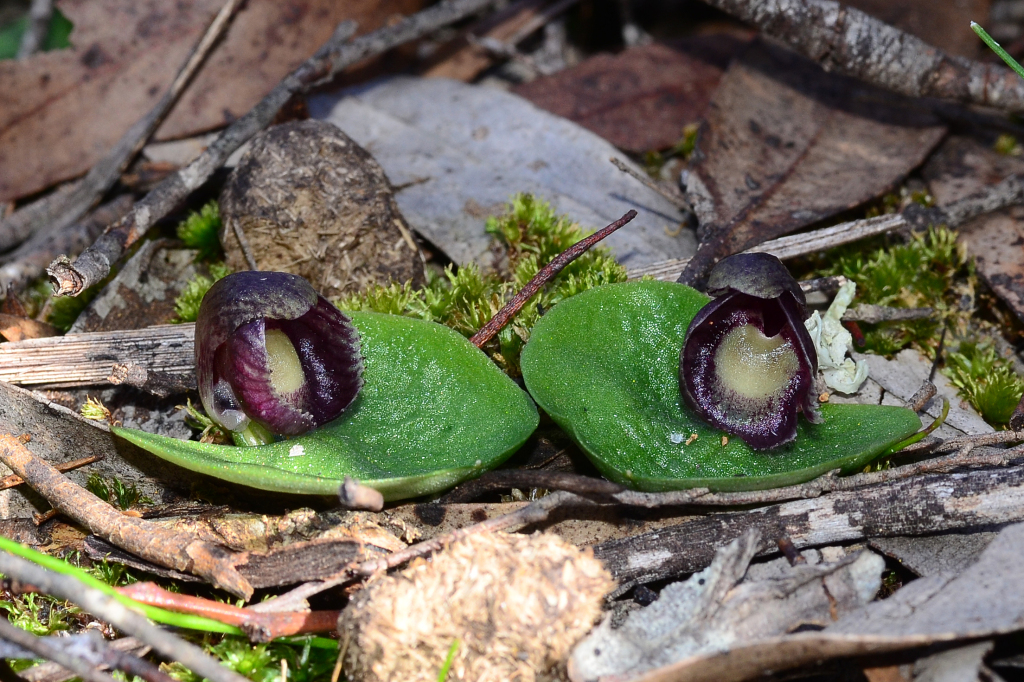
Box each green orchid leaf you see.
[520,281,922,492]
[113,312,538,500]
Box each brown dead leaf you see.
[0,0,420,203]
[844,0,991,59]
[923,135,1024,322]
[680,40,946,284]
[0,314,58,342]
[513,35,745,153]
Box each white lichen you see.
[804,281,869,394]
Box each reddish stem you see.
[470,210,638,348]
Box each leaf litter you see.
[6,1,1024,679]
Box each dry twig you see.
[0,552,250,682]
[48,0,503,297]
[610,157,693,214]
[116,583,340,643]
[0,620,117,682]
[0,0,242,253]
[0,454,102,491]
[703,0,1024,112]
[470,210,637,346]
[0,434,252,599]
[16,0,53,60]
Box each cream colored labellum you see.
[714,324,800,408]
[265,329,306,395]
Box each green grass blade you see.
[972,22,1024,80]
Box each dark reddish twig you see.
[116,583,340,643]
[470,210,638,347]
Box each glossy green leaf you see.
[113,312,539,500]
[520,281,922,492]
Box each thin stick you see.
[0,619,117,682]
[16,0,53,60]
[0,453,103,490]
[0,552,251,682]
[469,210,637,347]
[0,434,253,599]
[48,0,502,297]
[610,158,692,214]
[116,583,340,643]
[0,0,243,253]
[231,221,259,271]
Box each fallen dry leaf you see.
[680,40,946,283]
[513,35,745,153]
[0,0,420,203]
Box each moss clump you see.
[165,635,338,682]
[821,226,974,356]
[172,262,232,323]
[339,194,626,374]
[85,473,153,511]
[943,341,1024,426]
[176,201,223,261]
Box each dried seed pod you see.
[680,253,820,450]
[196,271,363,438]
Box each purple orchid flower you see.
[680,253,821,450]
[196,271,363,439]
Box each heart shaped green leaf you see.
[520,281,921,492]
[113,312,539,500]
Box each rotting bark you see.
[702,0,1024,112]
[0,434,252,599]
[595,464,1024,593]
[47,0,503,298]
[0,551,251,682]
[0,0,242,253]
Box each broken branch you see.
[47,0,503,297]
[702,0,1024,112]
[0,434,252,599]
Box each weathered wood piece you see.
[0,325,194,388]
[593,465,1024,592]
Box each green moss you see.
[819,226,973,356]
[943,341,1024,426]
[85,473,153,511]
[165,635,338,682]
[0,8,73,60]
[0,591,79,636]
[338,194,626,375]
[173,262,232,323]
[995,133,1022,156]
[177,201,223,261]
